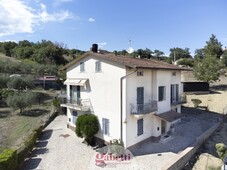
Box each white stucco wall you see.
[125,69,183,147]
[66,55,126,142]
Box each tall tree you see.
[169,47,192,61]
[204,34,223,58]
[193,55,224,83]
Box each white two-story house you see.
[61,45,186,148]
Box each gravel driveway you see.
[23,115,96,170]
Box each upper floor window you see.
[158,86,166,101]
[80,62,85,72]
[137,71,143,76]
[95,61,102,72]
[102,118,109,135]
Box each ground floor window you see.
[137,118,144,136]
[102,118,109,135]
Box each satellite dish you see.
[127,47,134,54]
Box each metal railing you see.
[130,100,158,115]
[60,97,90,111]
[171,94,186,105]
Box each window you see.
[158,86,166,101]
[80,62,85,72]
[137,118,143,136]
[95,61,102,72]
[137,71,143,76]
[171,84,179,103]
[172,72,176,76]
[102,118,109,135]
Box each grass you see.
[0,90,57,153]
[0,53,20,63]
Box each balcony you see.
[60,98,90,111]
[130,100,158,115]
[171,94,186,105]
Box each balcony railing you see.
[130,100,158,115]
[171,94,186,105]
[60,97,90,111]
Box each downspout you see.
[120,68,138,142]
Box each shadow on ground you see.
[130,107,222,157]
[20,109,49,117]
[23,129,53,170]
[23,158,42,169]
[0,110,10,118]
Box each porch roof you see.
[155,110,181,122]
[64,79,88,86]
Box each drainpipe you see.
[120,68,138,142]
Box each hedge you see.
[0,149,18,170]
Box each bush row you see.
[0,126,43,170]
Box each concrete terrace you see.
[23,108,221,170]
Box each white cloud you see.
[88,17,95,22]
[98,42,107,49]
[0,0,74,37]
[38,3,73,23]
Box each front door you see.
[161,120,166,134]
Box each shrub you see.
[52,98,60,112]
[108,139,124,156]
[0,149,18,170]
[191,99,202,108]
[215,143,227,160]
[17,126,43,165]
[75,114,99,145]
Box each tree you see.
[194,48,205,59]
[0,75,9,89]
[75,114,99,145]
[176,58,194,67]
[0,41,18,57]
[193,55,224,83]
[6,91,37,113]
[7,77,34,91]
[169,47,192,61]
[153,49,164,58]
[204,34,223,58]
[137,48,152,59]
[221,50,227,66]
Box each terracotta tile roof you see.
[61,52,188,70]
[154,110,181,122]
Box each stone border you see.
[162,120,222,170]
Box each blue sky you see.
[0,0,227,55]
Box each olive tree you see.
[6,91,37,114]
